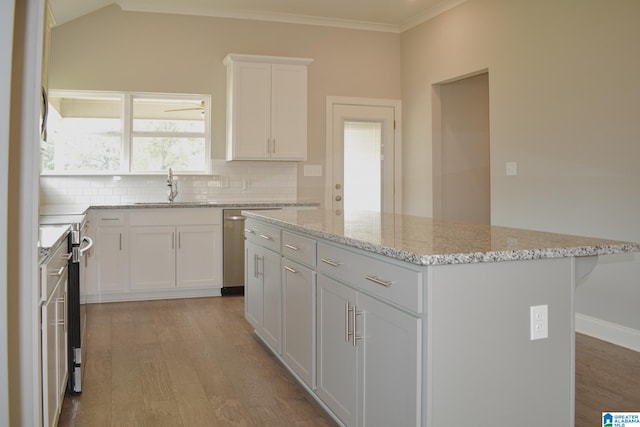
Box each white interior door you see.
[327,99,399,232]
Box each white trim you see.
[325,96,402,215]
[0,0,15,424]
[575,313,640,352]
[118,0,468,33]
[83,287,222,304]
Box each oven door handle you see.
[79,236,93,256]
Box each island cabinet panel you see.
[282,258,316,389]
[245,240,282,353]
[316,275,358,427]
[427,258,574,427]
[317,274,421,427]
[317,242,423,313]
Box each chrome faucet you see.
[167,168,179,203]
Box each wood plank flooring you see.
[58,297,640,427]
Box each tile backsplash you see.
[40,160,299,206]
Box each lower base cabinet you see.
[245,241,282,352]
[282,258,316,389]
[316,275,421,427]
[246,221,422,427]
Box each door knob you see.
[335,195,342,201]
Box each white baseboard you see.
[575,313,640,352]
[82,287,222,304]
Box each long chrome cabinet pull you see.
[259,234,272,240]
[284,266,297,273]
[365,275,393,287]
[245,228,255,234]
[284,244,298,251]
[321,258,341,267]
[344,303,353,342]
[352,306,363,347]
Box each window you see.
[42,91,211,174]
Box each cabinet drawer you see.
[42,239,70,302]
[96,210,128,226]
[245,220,281,252]
[317,242,423,313]
[282,231,316,267]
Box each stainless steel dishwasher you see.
[222,209,246,296]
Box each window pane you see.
[343,121,382,213]
[132,97,205,133]
[131,137,206,172]
[43,94,122,172]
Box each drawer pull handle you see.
[259,234,272,240]
[365,275,393,287]
[244,228,255,234]
[345,303,352,342]
[49,265,67,276]
[284,266,297,274]
[321,258,341,267]
[284,244,298,251]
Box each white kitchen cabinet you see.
[316,272,422,427]
[129,209,222,293]
[316,275,358,427]
[224,54,312,161]
[40,237,69,427]
[176,225,219,288]
[282,258,316,389]
[88,208,221,302]
[245,240,282,353]
[92,210,129,296]
[356,292,421,427]
[130,226,175,290]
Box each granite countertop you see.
[38,225,70,264]
[40,201,318,216]
[242,208,640,266]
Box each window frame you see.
[41,90,212,176]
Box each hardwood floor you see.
[58,297,640,427]
[59,297,337,427]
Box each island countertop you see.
[242,208,640,266]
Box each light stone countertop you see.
[40,201,318,216]
[242,208,640,266]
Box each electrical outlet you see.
[530,304,548,341]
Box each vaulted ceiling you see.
[48,0,468,32]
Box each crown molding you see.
[399,0,468,32]
[118,1,402,33]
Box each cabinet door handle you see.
[284,265,297,274]
[321,258,341,267]
[254,253,258,278]
[345,303,352,343]
[284,244,298,251]
[119,233,122,251]
[365,275,393,287]
[259,234,272,241]
[352,305,363,347]
[245,228,255,234]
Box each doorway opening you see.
[432,71,490,224]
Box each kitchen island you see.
[241,208,639,427]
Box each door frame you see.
[325,96,403,215]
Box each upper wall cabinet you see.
[224,54,313,161]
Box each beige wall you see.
[401,0,640,333]
[49,5,402,205]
